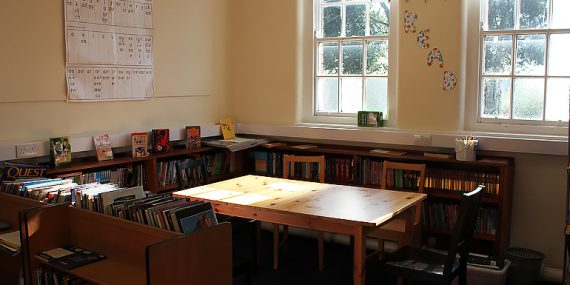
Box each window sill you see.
[237,123,567,156]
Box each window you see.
[478,0,570,126]
[313,0,391,119]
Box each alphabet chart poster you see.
[64,0,154,101]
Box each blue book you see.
[176,202,218,234]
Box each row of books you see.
[251,151,283,176]
[251,152,501,196]
[325,157,353,185]
[0,178,77,203]
[423,201,497,237]
[35,265,88,285]
[56,165,145,188]
[424,168,500,197]
[204,152,231,177]
[285,161,322,182]
[108,194,218,234]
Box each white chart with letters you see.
[64,0,154,101]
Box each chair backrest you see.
[283,155,326,183]
[176,158,209,190]
[381,161,426,193]
[443,185,484,276]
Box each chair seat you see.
[383,246,459,281]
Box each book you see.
[185,126,201,149]
[49,137,72,167]
[152,129,170,153]
[369,148,406,156]
[99,186,145,215]
[93,134,113,161]
[203,137,268,152]
[291,144,317,150]
[423,152,454,159]
[131,132,149,158]
[175,202,218,234]
[0,162,48,182]
[0,230,20,252]
[219,118,236,140]
[262,142,287,148]
[35,245,106,270]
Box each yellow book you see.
[219,118,236,140]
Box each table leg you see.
[353,225,366,285]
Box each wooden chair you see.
[379,185,484,285]
[274,154,326,271]
[175,158,209,190]
[368,161,426,255]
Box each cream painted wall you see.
[228,0,299,125]
[228,0,567,272]
[396,0,463,131]
[0,0,230,143]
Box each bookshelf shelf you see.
[30,146,234,194]
[246,142,513,262]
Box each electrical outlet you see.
[413,134,432,146]
[16,143,40,158]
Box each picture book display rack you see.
[0,193,44,284]
[246,142,514,265]
[20,203,231,285]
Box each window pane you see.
[340,78,362,113]
[515,34,546,76]
[366,40,388,75]
[342,41,363,75]
[364,78,388,115]
[322,6,341,38]
[370,1,390,36]
[519,0,548,29]
[545,78,570,121]
[481,78,511,119]
[346,4,366,37]
[513,78,544,120]
[548,33,570,76]
[483,35,513,75]
[486,0,515,31]
[318,42,339,75]
[316,78,339,113]
[551,0,570,29]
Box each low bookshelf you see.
[246,142,514,265]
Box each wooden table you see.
[173,175,426,285]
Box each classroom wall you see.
[228,0,567,272]
[0,0,231,143]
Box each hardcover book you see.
[93,134,113,161]
[175,202,218,234]
[35,245,106,270]
[131,132,149,158]
[152,129,170,153]
[49,137,72,167]
[185,126,201,150]
[219,118,236,140]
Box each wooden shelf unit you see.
[0,193,44,284]
[20,203,232,285]
[42,146,234,193]
[245,142,514,262]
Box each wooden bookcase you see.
[20,203,232,285]
[0,193,44,285]
[43,146,234,194]
[245,143,514,264]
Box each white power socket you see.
[16,143,41,158]
[413,134,432,146]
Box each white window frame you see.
[465,0,568,136]
[302,0,398,126]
